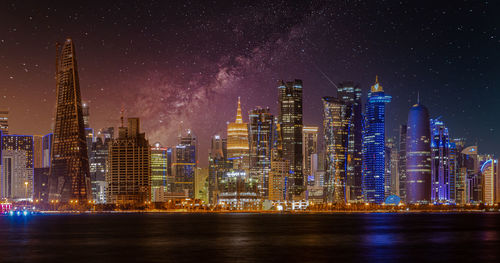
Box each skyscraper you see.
[278,79,304,200]
[106,118,151,204]
[49,39,91,202]
[151,142,169,202]
[460,146,480,203]
[480,157,498,205]
[398,124,408,202]
[362,76,391,204]
[430,118,452,202]
[302,126,318,186]
[227,97,249,170]
[406,103,432,204]
[172,130,197,198]
[208,134,230,204]
[337,81,363,201]
[1,135,34,200]
[0,107,8,135]
[323,96,352,203]
[385,138,398,197]
[248,107,274,199]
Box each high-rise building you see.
[172,130,197,198]
[430,118,452,203]
[385,138,398,197]
[49,39,91,202]
[151,142,169,202]
[337,81,363,201]
[322,96,352,203]
[406,103,432,204]
[89,130,113,204]
[1,135,34,200]
[269,158,289,201]
[208,134,230,205]
[227,98,249,170]
[302,126,318,186]
[480,157,498,205]
[106,118,151,204]
[0,107,8,135]
[398,124,408,202]
[195,167,209,203]
[33,135,43,169]
[248,107,274,199]
[460,146,480,203]
[278,79,304,200]
[362,76,391,204]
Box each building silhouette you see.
[49,39,91,202]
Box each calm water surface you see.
[0,213,499,262]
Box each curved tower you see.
[49,39,91,202]
[406,103,432,203]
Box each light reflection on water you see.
[0,213,499,262]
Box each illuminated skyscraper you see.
[1,135,34,200]
[49,39,91,202]
[398,124,408,202]
[151,143,169,202]
[106,118,151,204]
[208,134,230,204]
[302,126,318,186]
[248,107,274,199]
[406,102,432,204]
[385,138,398,197]
[337,81,363,201]
[460,146,480,203]
[323,96,352,203]
[227,97,249,170]
[278,79,304,200]
[362,76,391,204]
[430,118,452,202]
[90,127,113,203]
[0,107,8,135]
[453,138,467,204]
[172,130,197,198]
[480,157,498,205]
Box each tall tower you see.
[398,124,408,202]
[302,126,318,185]
[362,76,391,204]
[337,81,363,201]
[405,103,432,203]
[430,118,452,202]
[323,97,352,203]
[49,39,91,202]
[227,97,250,170]
[248,107,274,199]
[278,79,304,200]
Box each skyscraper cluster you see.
[1,39,499,209]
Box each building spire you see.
[235,97,243,123]
[371,75,383,92]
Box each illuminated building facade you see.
[90,128,113,203]
[49,39,91,202]
[172,130,197,198]
[106,118,151,204]
[398,124,407,202]
[362,77,391,204]
[460,146,480,203]
[430,118,452,202]
[302,126,318,187]
[268,158,289,201]
[151,143,169,202]
[322,96,351,203]
[227,97,249,170]
[218,170,259,209]
[1,135,34,200]
[385,138,398,197]
[248,107,274,199]
[208,134,230,204]
[337,81,363,201]
[480,157,498,205]
[0,107,8,135]
[406,103,432,204]
[278,79,304,200]
[33,135,43,169]
[453,138,467,204]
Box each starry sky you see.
[1,0,499,166]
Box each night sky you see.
[1,0,499,166]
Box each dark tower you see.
[278,79,303,200]
[49,39,91,202]
[405,103,432,203]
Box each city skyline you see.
[0,1,498,166]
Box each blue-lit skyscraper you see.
[406,103,432,203]
[430,118,452,202]
[362,76,391,204]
